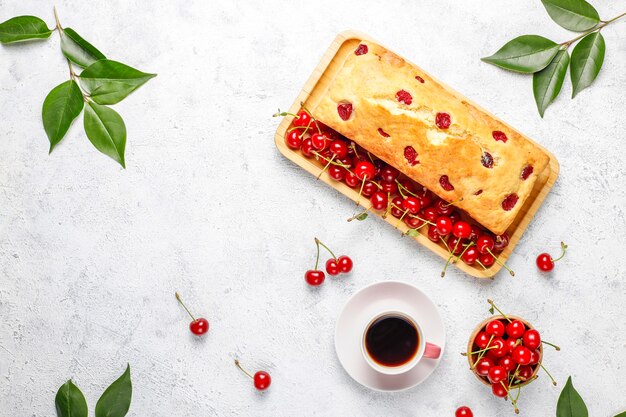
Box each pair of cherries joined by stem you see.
[304,238,353,286]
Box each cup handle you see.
[423,342,442,359]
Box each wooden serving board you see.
[274,31,559,279]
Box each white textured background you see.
[1,0,625,416]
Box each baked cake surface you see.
[312,41,550,235]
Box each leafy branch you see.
[482,0,625,117]
[0,8,156,167]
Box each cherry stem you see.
[350,143,360,158]
[403,222,428,236]
[441,239,460,277]
[395,209,408,229]
[347,206,370,222]
[540,363,557,386]
[542,340,561,351]
[467,345,496,355]
[382,193,392,218]
[317,154,336,180]
[471,334,494,369]
[175,292,196,321]
[395,179,420,199]
[234,359,254,380]
[476,260,487,271]
[409,213,435,226]
[442,197,464,208]
[273,109,298,118]
[454,241,475,264]
[315,238,337,261]
[313,238,321,269]
[487,299,512,323]
[486,248,515,276]
[551,242,568,263]
[561,12,626,47]
[509,364,521,386]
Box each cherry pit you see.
[305,237,353,286]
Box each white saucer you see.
[334,281,445,391]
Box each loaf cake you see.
[311,41,550,235]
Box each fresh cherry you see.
[512,345,532,365]
[523,329,541,350]
[475,356,495,377]
[175,292,209,336]
[405,215,424,229]
[304,270,325,286]
[436,216,453,236]
[402,196,421,214]
[529,349,541,366]
[478,253,495,267]
[286,130,303,150]
[329,140,348,159]
[397,178,416,194]
[453,221,472,239]
[370,191,388,211]
[300,138,314,158]
[311,132,330,151]
[434,199,453,215]
[328,165,346,181]
[474,331,491,349]
[337,255,353,273]
[380,181,398,194]
[506,320,526,339]
[485,319,505,337]
[380,165,400,183]
[476,235,495,254]
[427,224,440,242]
[517,365,534,381]
[488,365,507,384]
[422,206,438,222]
[391,197,405,218]
[487,337,507,358]
[361,181,378,198]
[493,232,510,251]
[455,406,473,417]
[447,236,465,255]
[354,161,375,180]
[498,356,516,373]
[492,381,508,398]
[505,338,519,354]
[536,242,568,272]
[345,171,360,188]
[292,110,311,127]
[235,359,271,391]
[325,259,340,276]
[448,210,461,224]
[461,246,478,265]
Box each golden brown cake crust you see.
[312,41,550,235]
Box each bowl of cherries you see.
[465,300,560,414]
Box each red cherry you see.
[337,255,353,273]
[254,371,271,390]
[325,259,340,276]
[478,253,495,267]
[396,89,413,105]
[286,130,303,150]
[488,337,507,358]
[370,191,388,211]
[175,292,209,336]
[402,196,421,214]
[337,102,353,121]
[536,253,554,271]
[492,381,508,398]
[461,246,478,265]
[506,320,526,339]
[516,365,534,381]
[380,181,398,194]
[512,345,532,365]
[474,331,491,349]
[435,112,451,129]
[523,329,541,350]
[427,225,440,242]
[354,161,375,180]
[328,165,346,181]
[488,365,507,384]
[422,206,438,222]
[475,356,495,376]
[391,197,405,218]
[447,236,465,255]
[529,349,541,366]
[404,146,419,166]
[361,181,378,197]
[405,215,424,229]
[398,178,416,193]
[305,270,325,286]
[493,232,510,251]
[329,140,348,159]
[345,171,360,188]
[468,225,482,242]
[455,406,473,417]
[300,138,314,158]
[311,132,330,151]
[434,199,453,215]
[501,193,519,211]
[436,216,453,236]
[453,221,472,239]
[439,175,454,191]
[485,319,505,337]
[498,356,516,373]
[476,235,494,254]
[505,338,519,354]
[292,110,311,127]
[492,130,508,143]
[189,318,209,336]
[380,165,400,183]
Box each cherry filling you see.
[415,75,425,83]
[355,44,368,56]
[404,146,419,166]
[337,102,353,121]
[492,131,508,143]
[377,128,390,138]
[481,152,494,168]
[396,90,413,105]
[439,175,454,191]
[502,194,519,211]
[435,112,451,129]
[521,165,534,180]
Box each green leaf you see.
[79,60,156,105]
[355,212,368,221]
[614,412,626,417]
[84,102,127,167]
[55,380,88,417]
[0,16,52,43]
[95,364,132,417]
[61,27,106,68]
[489,306,495,314]
[42,80,85,152]
[406,229,420,237]
[533,49,569,117]
[570,32,605,98]
[541,0,600,32]
[557,376,588,417]
[482,35,560,73]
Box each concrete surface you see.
[1,0,625,415]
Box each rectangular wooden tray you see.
[274,30,559,278]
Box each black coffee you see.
[365,315,419,367]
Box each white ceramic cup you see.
[361,310,442,375]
